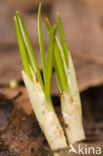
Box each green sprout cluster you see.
[14,3,69,101]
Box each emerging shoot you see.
[14,3,85,153]
[56,14,85,144]
[46,14,85,144]
[14,4,67,151]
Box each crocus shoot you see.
[46,14,85,144]
[14,4,67,151]
[57,13,85,144]
[14,3,85,154]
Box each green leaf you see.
[14,16,33,81]
[45,19,67,92]
[54,40,68,92]
[45,18,51,33]
[45,26,56,100]
[16,12,44,89]
[38,3,46,84]
[53,51,63,92]
[57,13,69,68]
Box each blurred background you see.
[0,0,103,155]
[1,0,103,92]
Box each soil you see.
[0,84,103,156]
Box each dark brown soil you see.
[0,85,103,155]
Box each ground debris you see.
[0,108,47,156]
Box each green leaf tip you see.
[57,13,69,68]
[16,11,44,89]
[45,26,57,102]
[45,18,52,34]
[16,11,20,16]
[14,16,33,81]
[38,3,47,85]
